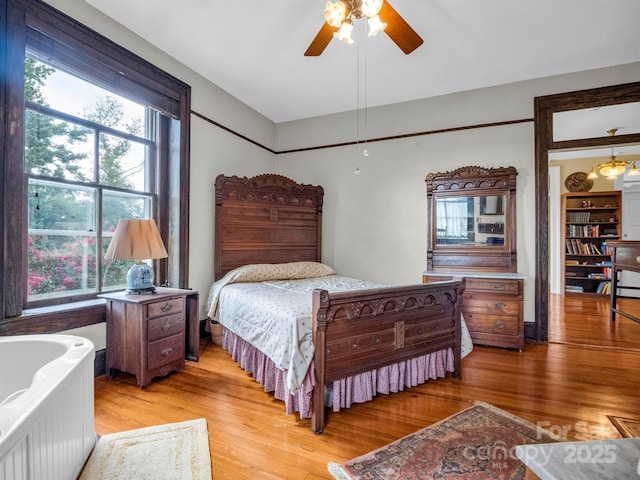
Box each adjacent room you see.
[1,0,640,479]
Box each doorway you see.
[547,161,640,348]
[534,81,640,347]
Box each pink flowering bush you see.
[27,234,129,297]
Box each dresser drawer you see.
[465,278,520,295]
[463,296,520,316]
[148,334,184,369]
[463,313,520,336]
[147,297,184,319]
[148,313,185,342]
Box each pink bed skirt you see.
[221,328,455,419]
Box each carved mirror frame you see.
[426,166,518,273]
[534,81,640,341]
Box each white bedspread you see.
[207,266,473,395]
[210,275,387,394]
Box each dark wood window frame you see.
[0,0,191,333]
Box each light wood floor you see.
[94,295,640,479]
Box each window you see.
[25,57,157,305]
[1,0,191,322]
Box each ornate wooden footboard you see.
[311,279,465,433]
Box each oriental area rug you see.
[79,418,212,480]
[328,401,555,480]
[608,415,640,438]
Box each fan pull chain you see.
[354,30,361,175]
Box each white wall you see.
[275,62,640,323]
[276,115,538,321]
[46,1,640,330]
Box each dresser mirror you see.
[434,194,506,247]
[426,166,518,272]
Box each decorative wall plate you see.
[565,172,593,192]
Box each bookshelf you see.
[562,190,622,295]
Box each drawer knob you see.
[495,302,506,308]
[494,321,506,329]
[494,284,506,291]
[160,346,173,357]
[160,303,173,313]
[417,328,423,334]
[161,322,172,331]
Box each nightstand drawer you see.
[148,297,184,319]
[466,278,520,295]
[148,313,185,342]
[464,313,520,335]
[463,296,520,316]
[148,334,184,369]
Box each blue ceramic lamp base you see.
[126,262,156,294]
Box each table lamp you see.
[104,219,168,294]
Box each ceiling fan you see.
[305,0,423,56]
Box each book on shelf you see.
[566,224,601,237]
[597,281,611,294]
[587,273,606,279]
[596,260,612,267]
[565,238,607,256]
[565,285,584,293]
[567,211,591,223]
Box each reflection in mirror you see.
[552,102,640,141]
[435,195,505,247]
[480,195,503,215]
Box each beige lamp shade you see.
[104,219,168,261]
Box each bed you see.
[207,173,469,433]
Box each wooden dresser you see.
[101,287,195,387]
[423,272,525,350]
[607,240,640,323]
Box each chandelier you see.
[587,128,640,180]
[324,0,387,44]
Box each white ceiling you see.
[83,0,640,124]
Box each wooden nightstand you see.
[100,287,197,387]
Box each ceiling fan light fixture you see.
[324,0,347,28]
[305,0,423,56]
[334,19,355,44]
[360,0,384,17]
[628,161,639,176]
[587,165,598,180]
[367,15,387,36]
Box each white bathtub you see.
[0,335,96,480]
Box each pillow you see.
[224,261,336,283]
[206,261,336,318]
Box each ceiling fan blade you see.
[379,1,424,54]
[304,22,337,56]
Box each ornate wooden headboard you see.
[214,174,325,280]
